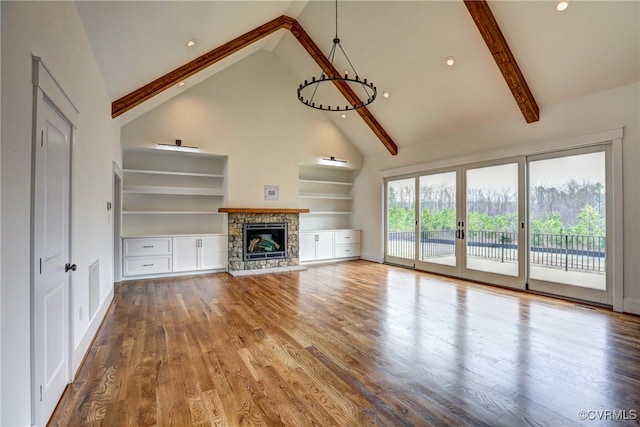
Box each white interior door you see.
[33,97,73,425]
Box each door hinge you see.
[40,384,43,401]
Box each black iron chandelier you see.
[297,0,377,111]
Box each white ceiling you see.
[76,1,640,155]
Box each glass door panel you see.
[416,171,461,275]
[528,148,610,304]
[385,177,417,266]
[463,162,524,288]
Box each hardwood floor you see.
[49,261,640,426]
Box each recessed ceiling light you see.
[556,1,569,11]
[186,39,196,47]
[178,81,186,87]
[445,56,456,67]
[382,92,390,98]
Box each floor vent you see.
[89,260,100,320]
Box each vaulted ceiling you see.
[76,1,639,156]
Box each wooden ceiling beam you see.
[289,21,398,155]
[111,15,296,118]
[464,0,539,123]
[111,15,398,155]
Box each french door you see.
[386,159,526,289]
[527,147,612,305]
[461,160,525,289]
[385,147,613,304]
[414,169,462,276]
[385,177,418,268]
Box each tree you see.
[568,204,605,237]
[388,207,414,232]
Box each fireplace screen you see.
[243,223,287,261]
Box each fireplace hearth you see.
[243,223,287,261]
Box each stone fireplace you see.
[220,208,309,273]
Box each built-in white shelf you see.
[302,211,352,215]
[299,194,354,200]
[298,179,354,186]
[122,147,228,236]
[123,168,224,179]
[298,163,359,231]
[123,186,224,196]
[123,211,224,215]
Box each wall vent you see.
[89,260,100,320]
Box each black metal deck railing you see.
[387,230,605,272]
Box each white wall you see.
[354,82,640,314]
[0,4,3,422]
[121,50,363,207]
[1,2,120,425]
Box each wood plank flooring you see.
[49,261,640,426]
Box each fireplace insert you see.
[243,223,287,261]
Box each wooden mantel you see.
[218,208,310,214]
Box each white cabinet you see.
[124,237,172,257]
[122,237,173,276]
[199,236,226,270]
[334,230,361,259]
[124,256,172,276]
[300,230,360,263]
[122,234,226,278]
[173,235,226,272]
[300,231,334,262]
[317,232,335,260]
[299,233,317,262]
[122,148,227,236]
[173,237,199,272]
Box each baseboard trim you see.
[71,286,115,376]
[120,268,226,281]
[623,298,640,315]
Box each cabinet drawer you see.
[124,238,172,256]
[335,230,360,245]
[124,256,172,276]
[335,244,361,258]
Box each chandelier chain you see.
[296,0,377,111]
[335,0,338,40]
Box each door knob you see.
[65,263,77,272]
